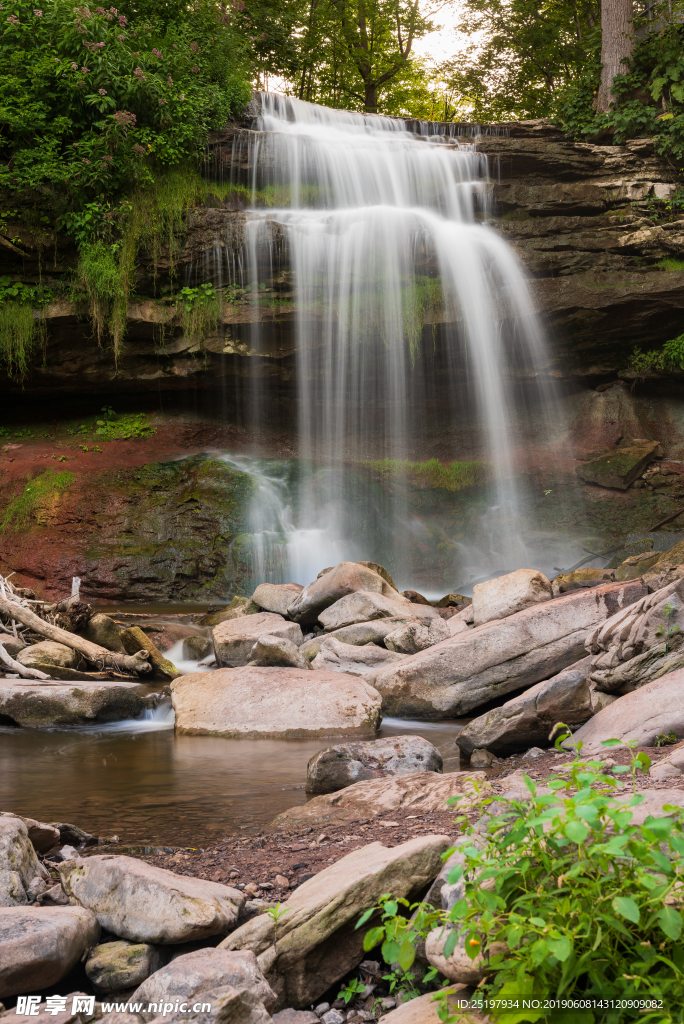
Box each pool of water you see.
[0,711,466,847]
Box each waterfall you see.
[202,93,559,592]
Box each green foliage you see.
[337,978,367,1004]
[629,333,684,375]
[656,600,681,652]
[656,258,684,272]
[363,458,490,492]
[1,470,74,531]
[0,275,52,377]
[94,410,155,439]
[176,282,221,344]
[656,732,678,747]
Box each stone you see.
[551,567,615,596]
[319,592,437,632]
[120,627,180,681]
[220,835,451,1009]
[521,746,546,760]
[59,855,244,944]
[299,618,418,662]
[252,583,304,617]
[321,1013,344,1024]
[615,551,662,582]
[311,638,404,677]
[575,441,662,490]
[51,822,97,847]
[643,564,684,593]
[182,636,213,661]
[433,594,471,608]
[0,905,99,998]
[384,619,450,654]
[355,563,398,590]
[82,614,126,654]
[287,562,399,623]
[0,817,49,907]
[469,749,494,768]
[642,540,684,589]
[213,613,303,668]
[199,597,259,628]
[85,940,163,992]
[650,743,684,781]
[564,668,684,756]
[471,569,552,626]
[146,985,273,1024]
[456,657,594,757]
[248,635,311,671]
[273,1011,319,1024]
[0,680,154,728]
[131,948,276,1018]
[369,580,646,718]
[0,634,26,659]
[1,813,60,855]
[171,667,382,739]
[271,771,488,828]
[17,641,80,672]
[306,735,443,794]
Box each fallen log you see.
[0,597,153,676]
[0,641,50,680]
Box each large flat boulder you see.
[368,580,646,717]
[311,637,405,676]
[306,735,443,794]
[0,905,99,998]
[271,771,488,828]
[59,855,244,944]
[472,569,552,626]
[213,613,303,668]
[252,583,303,617]
[575,440,662,489]
[0,680,154,728]
[171,667,382,739]
[299,617,418,661]
[319,591,437,632]
[0,817,49,907]
[287,562,397,623]
[565,668,684,756]
[220,835,451,1008]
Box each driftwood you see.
[0,641,50,680]
[0,598,153,676]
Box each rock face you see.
[306,735,443,794]
[369,580,646,718]
[85,940,163,992]
[471,569,552,626]
[0,905,100,998]
[17,641,80,671]
[0,817,49,907]
[252,583,303,617]
[131,948,276,1018]
[456,657,594,756]
[248,635,311,671]
[271,771,488,828]
[311,638,405,676]
[220,835,451,1008]
[318,591,433,632]
[59,855,244,944]
[213,613,303,668]
[0,680,154,728]
[286,562,398,623]
[171,667,382,739]
[565,668,684,755]
[575,441,662,490]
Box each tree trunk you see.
[596,0,635,112]
[364,81,378,112]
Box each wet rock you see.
[306,735,443,794]
[615,551,662,582]
[0,680,154,728]
[213,613,303,668]
[564,668,684,756]
[311,638,404,676]
[182,636,213,661]
[85,940,163,992]
[287,562,400,624]
[456,657,594,757]
[271,771,487,829]
[82,614,126,654]
[319,591,436,632]
[17,641,80,672]
[472,569,552,626]
[384,618,450,654]
[299,617,418,662]
[132,948,276,1018]
[220,835,450,1009]
[0,905,99,998]
[248,635,311,670]
[252,583,304,617]
[120,627,180,681]
[59,855,244,944]
[575,440,662,490]
[0,817,49,907]
[551,567,614,596]
[369,580,647,718]
[171,667,382,740]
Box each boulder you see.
[0,905,99,998]
[198,597,260,628]
[248,635,310,671]
[182,636,213,661]
[131,948,276,1017]
[369,580,646,718]
[650,742,684,781]
[643,563,684,593]
[171,667,382,740]
[287,562,401,624]
[18,641,80,671]
[564,668,684,756]
[271,771,488,828]
[306,735,443,794]
[252,583,304,617]
[384,619,450,655]
[213,613,303,668]
[551,568,614,596]
[615,551,662,582]
[356,561,399,591]
[58,855,244,944]
[119,627,180,681]
[299,617,418,662]
[145,985,272,1024]
[0,680,154,728]
[0,634,26,659]
[472,569,552,626]
[85,940,163,992]
[456,657,594,757]
[319,592,437,632]
[311,638,404,676]
[0,817,49,907]
[220,835,451,1008]
[640,541,684,589]
[575,440,662,490]
[0,813,59,855]
[82,614,126,654]
[51,822,97,848]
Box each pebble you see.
[321,1012,345,1024]
[274,873,290,888]
[521,747,546,760]
[314,1005,330,1017]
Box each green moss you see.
[655,258,684,273]
[1,470,74,532]
[363,458,490,491]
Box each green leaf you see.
[657,905,683,941]
[529,938,549,965]
[381,938,400,964]
[601,738,623,747]
[507,924,523,949]
[547,935,572,962]
[397,938,416,972]
[612,896,640,924]
[446,865,463,884]
[644,815,673,839]
[565,820,589,843]
[442,928,459,959]
[363,927,385,951]
[383,900,398,917]
[356,907,375,929]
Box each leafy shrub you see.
[94,409,155,439]
[629,333,684,375]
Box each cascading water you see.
[200,94,565,591]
